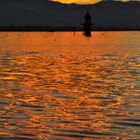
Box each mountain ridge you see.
[0,0,140,28]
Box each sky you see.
[51,0,129,4]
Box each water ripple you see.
[0,32,140,139]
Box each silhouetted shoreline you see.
[0,26,140,32]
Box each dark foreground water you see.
[0,32,140,140]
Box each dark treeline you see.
[0,26,140,32]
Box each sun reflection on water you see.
[0,32,140,139]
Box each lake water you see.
[0,32,140,140]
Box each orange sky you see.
[51,0,129,4]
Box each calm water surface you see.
[0,32,140,140]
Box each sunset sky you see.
[51,0,129,4]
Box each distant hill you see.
[0,0,140,28]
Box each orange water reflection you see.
[0,32,140,139]
[0,32,140,54]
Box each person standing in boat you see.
[82,11,93,37]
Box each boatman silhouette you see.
[82,11,93,37]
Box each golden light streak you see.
[51,0,130,4]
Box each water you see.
[0,32,140,140]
